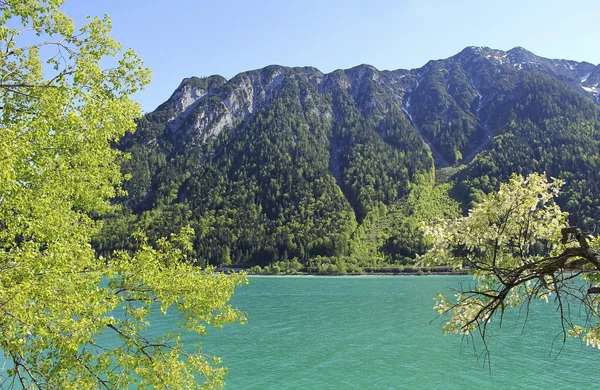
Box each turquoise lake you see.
[150,275,599,389]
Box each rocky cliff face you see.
[150,46,600,168]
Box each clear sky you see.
[63,0,600,113]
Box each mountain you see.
[94,46,600,270]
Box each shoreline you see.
[217,267,469,276]
[244,271,469,276]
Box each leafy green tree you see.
[0,1,245,388]
[423,173,600,358]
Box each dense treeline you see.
[409,61,482,164]
[94,52,600,270]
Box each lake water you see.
[148,276,600,388]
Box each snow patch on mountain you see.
[582,85,599,94]
[485,53,508,65]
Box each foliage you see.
[424,173,600,358]
[347,182,460,265]
[0,1,245,388]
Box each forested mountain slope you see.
[94,46,600,269]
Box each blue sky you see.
[63,0,600,112]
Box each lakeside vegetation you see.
[245,263,468,276]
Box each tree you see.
[423,173,600,359]
[0,1,246,388]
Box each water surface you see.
[156,276,598,389]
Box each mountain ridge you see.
[97,46,600,269]
[157,46,599,166]
[170,45,599,107]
